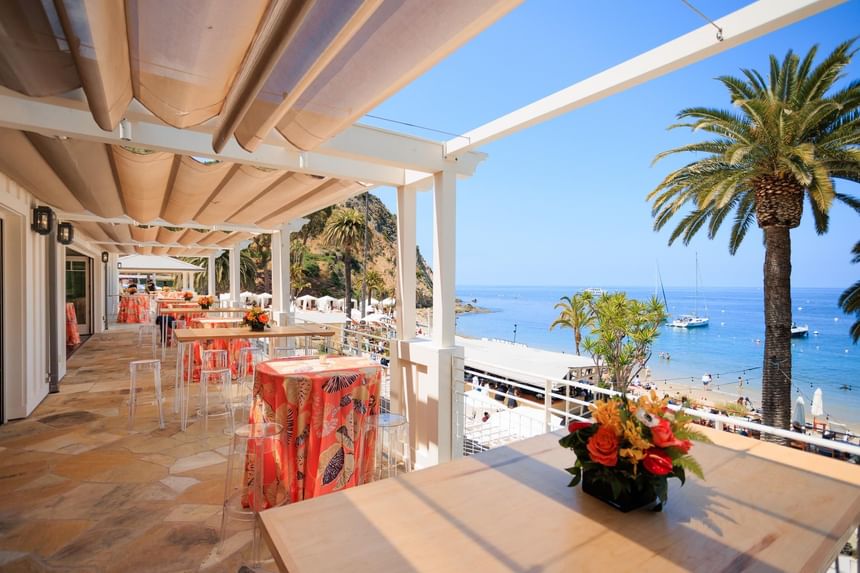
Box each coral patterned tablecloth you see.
[65,303,80,347]
[117,295,149,323]
[249,356,382,507]
[181,319,252,380]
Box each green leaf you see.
[567,466,582,488]
[674,455,705,480]
[655,478,669,505]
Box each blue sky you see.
[366,0,860,288]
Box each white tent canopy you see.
[381,297,396,307]
[117,254,203,273]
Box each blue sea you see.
[455,286,860,425]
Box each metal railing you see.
[454,357,860,459]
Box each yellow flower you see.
[620,448,646,464]
[589,399,622,435]
[623,419,651,451]
[638,390,670,416]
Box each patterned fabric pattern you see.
[65,303,81,347]
[117,295,149,323]
[248,356,382,507]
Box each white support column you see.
[395,185,417,340]
[272,219,307,328]
[229,244,241,306]
[207,254,216,296]
[432,168,456,347]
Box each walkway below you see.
[0,326,254,572]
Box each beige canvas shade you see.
[0,130,361,232]
[0,0,519,151]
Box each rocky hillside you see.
[291,194,434,306]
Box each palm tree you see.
[186,249,256,294]
[323,208,366,317]
[839,241,860,343]
[550,292,594,356]
[648,40,860,432]
[358,269,386,303]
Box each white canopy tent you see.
[317,295,339,311]
[117,255,203,273]
[296,294,318,310]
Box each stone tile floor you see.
[0,326,260,572]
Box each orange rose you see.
[259,314,269,323]
[650,419,692,453]
[586,426,619,467]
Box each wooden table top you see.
[173,324,334,342]
[260,429,860,573]
[160,307,250,314]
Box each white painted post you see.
[395,185,417,340]
[229,244,241,307]
[544,380,553,432]
[432,168,456,348]
[207,253,216,297]
[271,225,292,327]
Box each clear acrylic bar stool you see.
[138,310,159,356]
[230,347,266,429]
[219,421,284,567]
[192,349,231,435]
[360,413,411,484]
[128,359,165,431]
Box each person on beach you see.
[737,376,744,395]
[482,412,490,422]
[702,373,712,390]
[472,375,481,392]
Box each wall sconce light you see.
[119,118,132,141]
[101,251,110,263]
[57,222,74,245]
[31,206,54,235]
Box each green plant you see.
[581,293,666,394]
[550,292,594,356]
[838,241,860,343]
[648,40,860,431]
[322,208,366,317]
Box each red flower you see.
[650,418,692,452]
[568,421,592,433]
[642,448,673,476]
[259,313,269,324]
[586,426,619,467]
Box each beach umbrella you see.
[792,396,806,428]
[811,388,824,418]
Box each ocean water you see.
[455,286,860,425]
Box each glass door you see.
[65,255,92,336]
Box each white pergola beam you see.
[446,0,845,155]
[0,91,408,186]
[0,89,487,186]
[89,240,225,251]
[55,211,275,234]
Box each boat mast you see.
[694,252,698,317]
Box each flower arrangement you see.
[127,284,138,294]
[559,391,709,511]
[182,291,194,301]
[197,295,213,309]
[242,306,270,331]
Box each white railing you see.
[455,357,860,459]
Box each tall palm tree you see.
[323,208,366,318]
[839,241,860,343]
[648,40,860,432]
[550,292,594,356]
[358,269,386,303]
[186,249,256,294]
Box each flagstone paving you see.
[0,326,259,572]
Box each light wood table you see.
[173,324,335,430]
[260,430,860,573]
[160,307,250,314]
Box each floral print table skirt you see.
[65,303,80,347]
[117,295,149,323]
[180,321,251,381]
[248,356,382,507]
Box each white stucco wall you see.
[0,170,108,421]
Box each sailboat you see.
[655,262,669,322]
[670,253,709,328]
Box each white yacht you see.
[791,323,810,338]
[670,314,709,328]
[670,253,709,328]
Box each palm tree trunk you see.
[761,225,793,435]
[574,332,581,356]
[344,251,353,318]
